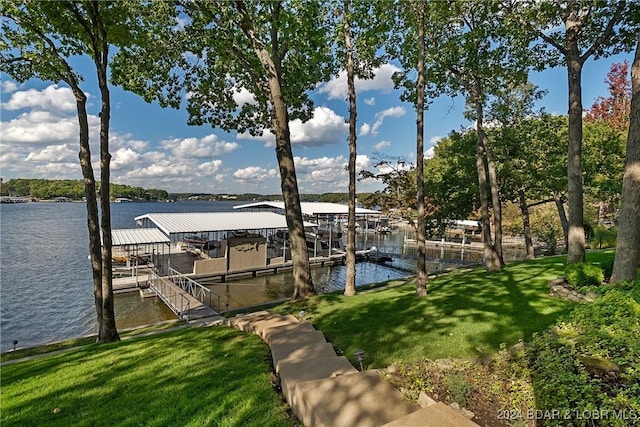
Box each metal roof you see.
[233,201,380,216]
[134,211,316,235]
[111,228,171,246]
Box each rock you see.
[387,363,400,374]
[450,402,475,419]
[417,391,437,408]
[578,355,620,380]
[508,341,527,358]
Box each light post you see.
[354,349,365,371]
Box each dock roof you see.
[111,228,171,246]
[134,211,316,235]
[233,201,380,216]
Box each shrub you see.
[565,262,604,288]
[528,290,640,426]
[599,256,615,281]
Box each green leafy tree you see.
[113,1,335,299]
[423,131,479,229]
[0,1,138,342]
[516,0,640,264]
[418,0,531,272]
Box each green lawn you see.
[274,251,614,368]
[1,327,296,427]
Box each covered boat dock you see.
[133,210,319,279]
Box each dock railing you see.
[168,267,221,313]
[148,270,191,320]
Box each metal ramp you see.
[148,270,220,320]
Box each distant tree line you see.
[0,178,168,201]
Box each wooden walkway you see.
[149,275,218,320]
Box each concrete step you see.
[263,322,318,343]
[252,314,300,338]
[292,370,419,427]
[380,402,480,427]
[267,328,326,347]
[279,356,358,409]
[272,341,337,373]
[225,311,272,332]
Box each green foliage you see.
[530,203,564,255]
[0,178,168,201]
[598,254,616,281]
[423,130,478,225]
[590,226,618,250]
[564,262,604,288]
[528,289,640,426]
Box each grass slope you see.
[274,253,615,368]
[1,327,295,427]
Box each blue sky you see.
[0,50,633,195]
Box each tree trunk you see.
[74,86,104,333]
[415,3,428,296]
[343,0,356,297]
[473,93,501,272]
[519,189,535,260]
[237,1,315,299]
[554,195,569,251]
[611,35,640,283]
[479,126,504,265]
[88,3,119,343]
[566,49,586,264]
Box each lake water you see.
[2,200,442,352]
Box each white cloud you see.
[374,140,391,151]
[1,80,20,93]
[233,166,279,182]
[364,97,376,106]
[111,147,141,170]
[160,134,240,159]
[424,148,434,159]
[232,87,258,106]
[25,144,77,163]
[370,106,406,135]
[318,63,402,100]
[0,111,93,145]
[2,84,79,112]
[359,123,371,136]
[237,107,347,148]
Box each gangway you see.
[148,270,219,320]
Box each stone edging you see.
[548,277,597,303]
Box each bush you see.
[528,290,640,426]
[599,256,615,281]
[565,262,604,288]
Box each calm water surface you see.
[1,201,430,352]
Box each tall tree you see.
[611,35,640,283]
[390,1,430,294]
[113,1,334,299]
[517,0,640,264]
[342,0,358,296]
[334,0,386,296]
[417,0,531,272]
[1,0,131,342]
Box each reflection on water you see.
[114,293,178,331]
[202,262,412,312]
